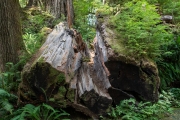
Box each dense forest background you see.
[1,0,180,119]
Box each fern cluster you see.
[157,37,180,89]
[0,58,27,92]
[0,89,17,117]
[109,90,180,120]
[6,103,70,120]
[109,0,172,60]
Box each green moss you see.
[66,89,75,102]
[54,86,67,107]
[47,66,65,89]
[54,86,66,99]
[56,73,65,83]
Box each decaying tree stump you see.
[18,22,112,118]
[19,19,160,118]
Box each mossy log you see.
[95,19,160,102]
[18,22,112,118]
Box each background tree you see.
[26,0,38,7]
[0,0,24,72]
[41,0,74,26]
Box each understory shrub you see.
[0,89,17,117]
[157,35,180,89]
[109,90,180,120]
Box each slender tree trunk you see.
[0,0,23,72]
[67,0,74,28]
[26,0,34,7]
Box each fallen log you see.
[18,22,112,118]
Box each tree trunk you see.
[42,0,74,25]
[67,0,74,28]
[0,0,24,72]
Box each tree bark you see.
[67,0,74,28]
[0,0,24,72]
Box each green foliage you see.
[161,0,180,23]
[22,8,62,54]
[156,0,180,89]
[0,89,17,116]
[157,36,180,89]
[9,103,69,120]
[109,90,180,120]
[95,3,113,16]
[0,59,26,92]
[73,0,96,43]
[0,57,27,118]
[169,88,180,100]
[158,61,180,89]
[109,0,172,60]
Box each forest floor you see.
[161,108,180,120]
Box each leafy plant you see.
[109,90,179,120]
[169,88,180,100]
[9,103,69,120]
[157,36,180,89]
[23,33,40,54]
[0,61,25,92]
[0,89,17,116]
